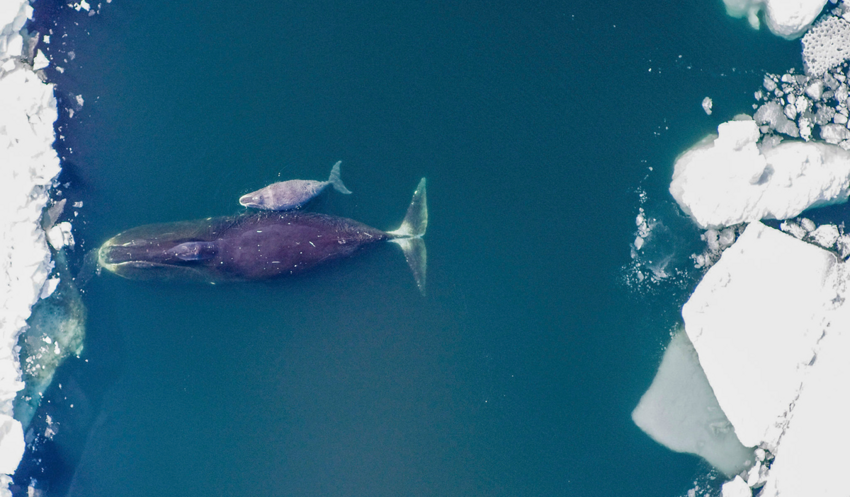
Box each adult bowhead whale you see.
[98,179,428,293]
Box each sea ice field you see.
[2,0,850,496]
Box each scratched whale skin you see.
[98,179,428,293]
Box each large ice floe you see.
[0,0,68,494]
[669,118,850,229]
[722,0,829,38]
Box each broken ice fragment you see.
[702,97,713,115]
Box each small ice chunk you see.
[806,80,825,100]
[0,416,24,474]
[721,476,752,497]
[808,223,840,248]
[798,115,813,141]
[702,97,713,115]
[32,50,49,70]
[795,95,810,115]
[755,101,799,137]
[800,217,816,232]
[784,103,797,120]
[780,220,807,239]
[39,277,60,299]
[75,95,84,107]
[815,105,835,125]
[72,201,83,208]
[820,123,850,144]
[764,75,778,92]
[46,221,74,250]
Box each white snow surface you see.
[722,0,828,38]
[0,0,62,491]
[682,222,839,450]
[669,118,850,229]
[756,308,850,496]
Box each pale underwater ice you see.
[632,329,754,478]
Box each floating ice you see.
[0,0,63,492]
[32,49,48,70]
[722,0,828,39]
[702,97,713,115]
[632,329,754,477]
[756,314,850,496]
[720,476,751,497]
[682,222,839,450]
[0,416,23,475]
[46,221,74,250]
[820,123,850,144]
[670,118,850,229]
[754,101,799,137]
[802,15,850,77]
[807,223,840,248]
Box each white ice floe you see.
[669,118,850,229]
[32,49,48,70]
[682,222,839,450]
[631,329,754,477]
[676,220,850,494]
[802,14,850,77]
[46,221,74,250]
[722,0,828,38]
[0,416,23,479]
[701,97,713,115]
[720,476,751,497]
[0,0,63,492]
[755,308,850,496]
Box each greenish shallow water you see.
[19,0,803,495]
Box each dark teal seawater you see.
[23,1,801,495]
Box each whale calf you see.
[239,161,352,211]
[99,179,428,293]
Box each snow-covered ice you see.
[682,222,839,450]
[669,118,850,229]
[756,309,850,496]
[722,0,828,38]
[0,0,63,492]
[802,14,850,77]
[701,97,713,115]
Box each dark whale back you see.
[99,211,388,283]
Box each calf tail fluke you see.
[389,178,427,295]
[328,161,352,194]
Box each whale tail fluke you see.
[328,161,352,195]
[388,178,427,295]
